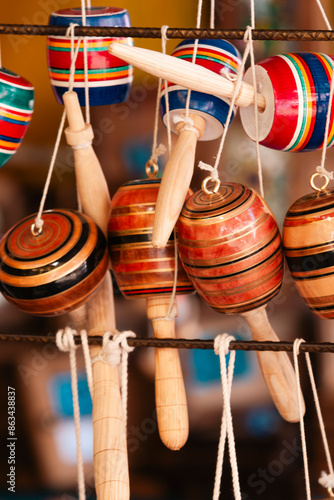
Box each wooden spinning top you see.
[108,177,194,450]
[0,209,108,316]
[177,182,303,422]
[283,184,334,319]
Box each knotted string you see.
[32,23,82,235]
[213,334,241,500]
[91,330,136,423]
[56,327,86,500]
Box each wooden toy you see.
[0,209,108,316]
[0,68,34,167]
[108,177,194,450]
[63,90,129,500]
[151,39,242,248]
[47,7,133,106]
[177,182,303,422]
[108,43,334,152]
[283,183,334,319]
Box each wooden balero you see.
[177,182,304,423]
[108,177,194,451]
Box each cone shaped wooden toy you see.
[63,91,129,500]
[0,68,34,167]
[108,177,194,450]
[108,43,334,152]
[177,182,304,422]
[48,7,133,106]
[151,39,242,249]
[283,185,334,319]
[0,209,108,316]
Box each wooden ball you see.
[240,53,334,152]
[108,178,194,298]
[283,188,334,319]
[177,183,283,314]
[0,68,34,168]
[0,209,109,316]
[160,39,242,141]
[47,7,133,106]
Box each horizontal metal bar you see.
[0,25,333,41]
[0,332,333,353]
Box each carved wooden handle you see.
[152,114,206,249]
[242,305,305,423]
[108,42,266,110]
[146,296,189,450]
[63,90,129,500]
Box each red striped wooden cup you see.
[177,182,283,313]
[108,178,194,298]
[283,187,334,319]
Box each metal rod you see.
[0,332,334,353]
[0,25,333,41]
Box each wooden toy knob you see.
[242,306,304,422]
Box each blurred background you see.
[1,0,334,499]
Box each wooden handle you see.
[242,305,305,423]
[64,90,129,500]
[108,42,266,110]
[152,114,206,248]
[146,296,189,450]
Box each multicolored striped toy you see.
[108,177,193,451]
[240,52,334,152]
[0,209,108,316]
[47,7,133,106]
[177,182,302,423]
[0,68,34,168]
[152,39,242,248]
[283,187,334,319]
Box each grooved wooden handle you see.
[152,114,206,249]
[146,296,189,450]
[108,42,266,110]
[242,305,305,423]
[63,90,129,500]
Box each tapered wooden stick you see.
[63,90,129,500]
[146,296,189,450]
[108,42,266,110]
[242,306,304,422]
[152,114,206,249]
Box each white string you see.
[184,0,203,118]
[303,353,334,494]
[33,24,82,233]
[293,338,311,500]
[313,0,334,182]
[210,0,215,29]
[91,330,135,424]
[56,327,86,500]
[80,329,94,399]
[81,0,90,124]
[161,25,172,155]
[213,334,241,500]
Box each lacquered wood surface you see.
[177,183,283,313]
[0,68,34,168]
[0,209,108,316]
[47,7,133,106]
[240,52,334,152]
[108,178,194,298]
[283,187,334,319]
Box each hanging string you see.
[213,334,241,500]
[56,327,86,500]
[161,25,172,156]
[210,0,215,29]
[32,24,82,234]
[91,330,135,423]
[80,329,94,399]
[81,0,90,124]
[293,338,312,500]
[184,0,204,118]
[313,0,334,184]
